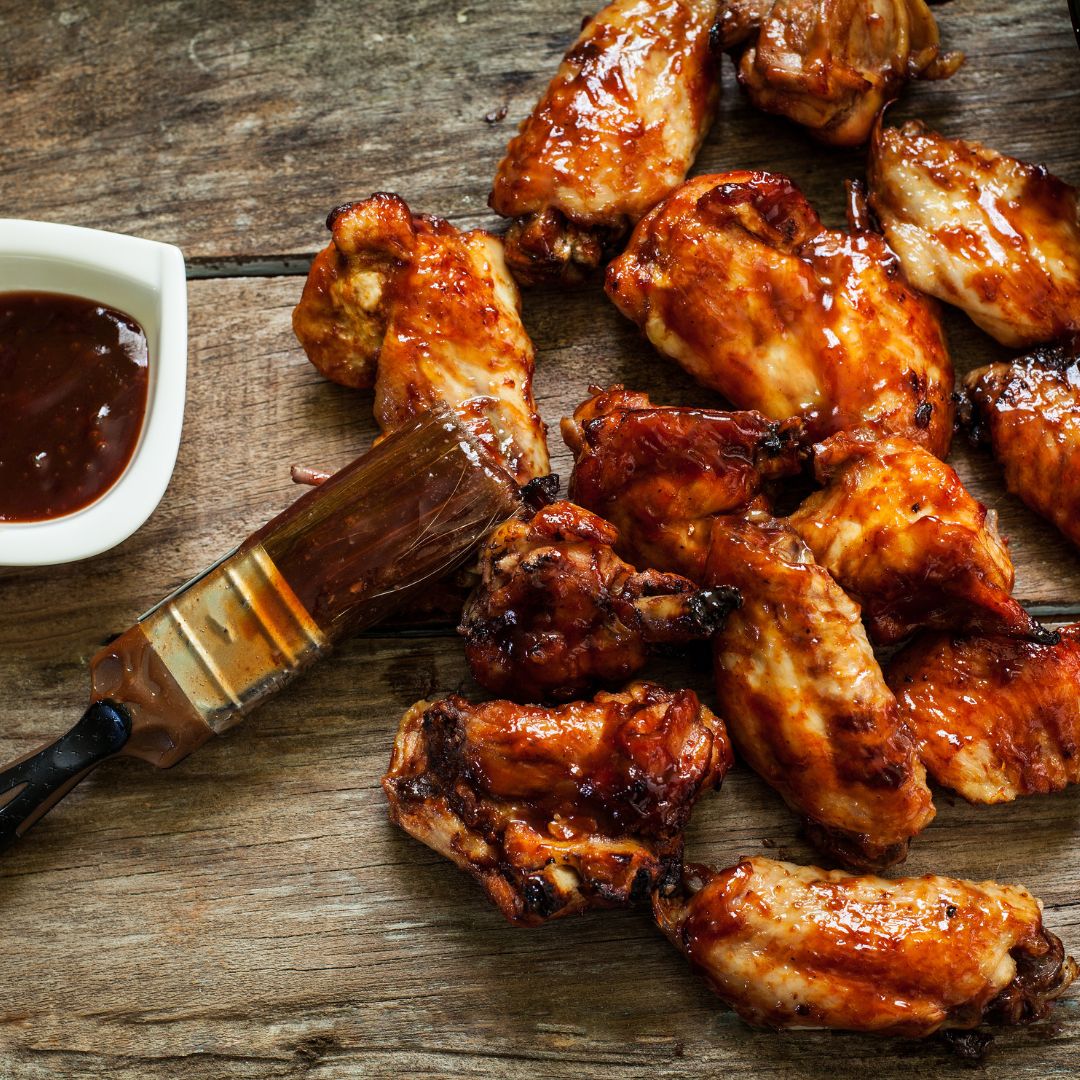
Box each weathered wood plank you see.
[1,273,1079,1079]
[0,629,1076,1080]
[6,273,1076,680]
[1,1,1077,258]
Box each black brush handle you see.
[0,701,131,850]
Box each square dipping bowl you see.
[0,219,187,567]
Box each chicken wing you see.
[292,193,549,483]
[564,386,804,578]
[461,500,740,702]
[489,0,723,285]
[383,683,731,925]
[706,514,934,868]
[606,172,954,454]
[718,1,962,147]
[868,121,1080,349]
[788,430,1051,644]
[963,339,1080,550]
[654,858,1076,1035]
[887,627,1080,804]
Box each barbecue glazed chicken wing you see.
[461,501,740,702]
[963,340,1080,550]
[292,194,410,390]
[564,387,804,579]
[888,627,1080,804]
[490,0,723,285]
[718,1,962,147]
[706,514,934,868]
[606,172,954,454]
[654,858,1077,1035]
[869,121,1080,348]
[788,430,1051,645]
[292,193,549,484]
[384,683,732,925]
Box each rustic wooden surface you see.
[1,2,1079,1077]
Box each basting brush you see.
[0,407,520,850]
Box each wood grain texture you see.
[1,1,1077,258]
[1,1,1080,1077]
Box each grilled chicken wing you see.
[564,387,804,579]
[888,627,1080,804]
[383,683,732,925]
[718,1,962,147]
[788,430,1050,645]
[461,501,740,702]
[963,340,1080,550]
[706,514,934,868]
[654,858,1076,1035]
[292,194,549,483]
[868,121,1080,348]
[291,194,410,390]
[489,0,723,285]
[606,172,954,454]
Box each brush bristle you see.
[251,408,520,641]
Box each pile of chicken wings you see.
[292,0,1080,1047]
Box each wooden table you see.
[2,2,1079,1076]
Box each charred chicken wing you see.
[489,0,723,285]
[383,683,732,924]
[788,430,1051,645]
[461,501,740,702]
[719,1,962,146]
[963,340,1080,550]
[292,193,549,483]
[706,514,934,868]
[868,121,1080,348]
[606,172,954,454]
[564,387,804,578]
[888,627,1080,804]
[654,858,1076,1035]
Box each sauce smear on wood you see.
[0,291,149,521]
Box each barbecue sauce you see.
[0,291,149,522]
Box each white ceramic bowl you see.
[0,219,187,567]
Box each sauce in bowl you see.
[0,291,149,522]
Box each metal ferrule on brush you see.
[138,543,330,730]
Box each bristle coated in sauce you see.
[249,408,521,640]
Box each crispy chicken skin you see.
[460,501,740,702]
[654,858,1076,1035]
[706,514,934,868]
[383,683,732,925]
[868,121,1080,349]
[606,172,954,454]
[963,340,1080,550]
[489,0,723,286]
[564,387,804,579]
[888,627,1080,804]
[292,193,549,484]
[788,430,1050,645]
[719,1,962,147]
[291,193,410,389]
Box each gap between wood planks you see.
[186,254,314,278]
